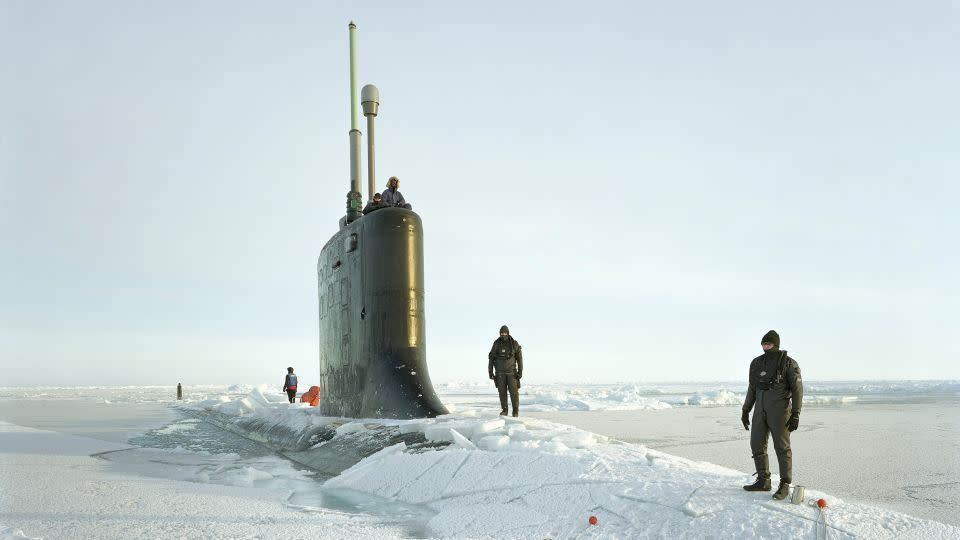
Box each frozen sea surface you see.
[0,382,957,539]
[527,404,960,526]
[442,379,960,526]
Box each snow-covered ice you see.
[194,391,955,539]
[1,383,958,539]
[0,421,409,540]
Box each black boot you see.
[743,473,771,491]
[743,454,771,491]
[499,409,507,416]
[512,408,519,417]
[772,481,790,500]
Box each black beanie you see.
[499,325,509,334]
[761,330,780,348]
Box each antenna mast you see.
[345,22,362,223]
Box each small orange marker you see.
[588,516,598,525]
[816,499,827,509]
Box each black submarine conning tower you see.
[317,22,448,419]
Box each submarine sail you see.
[316,22,447,419]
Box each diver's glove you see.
[741,409,750,431]
[489,373,495,381]
[786,411,800,432]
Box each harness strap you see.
[775,351,787,384]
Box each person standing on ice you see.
[488,325,523,417]
[282,367,298,404]
[741,330,804,500]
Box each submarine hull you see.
[317,207,448,418]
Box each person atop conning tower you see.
[382,176,412,209]
[363,192,387,215]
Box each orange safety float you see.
[300,386,321,407]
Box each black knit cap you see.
[761,330,780,348]
[499,325,509,334]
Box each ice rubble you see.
[182,390,959,539]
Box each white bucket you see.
[791,485,806,504]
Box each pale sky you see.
[2,1,958,386]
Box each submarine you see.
[316,22,448,419]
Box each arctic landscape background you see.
[2,1,958,386]
[1,382,958,537]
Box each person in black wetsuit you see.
[488,325,523,417]
[741,330,804,501]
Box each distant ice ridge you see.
[805,395,859,404]
[446,382,694,411]
[445,383,857,411]
[0,384,270,404]
[663,391,858,407]
[1,380,953,406]
[433,380,491,394]
[180,390,959,539]
[523,384,674,411]
[438,380,926,410]
[666,389,744,407]
[804,380,960,395]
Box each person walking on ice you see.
[282,367,298,404]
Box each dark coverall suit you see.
[742,349,803,483]
[488,336,523,416]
